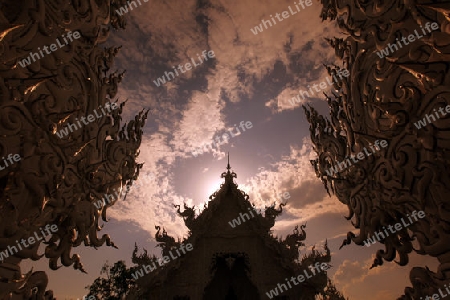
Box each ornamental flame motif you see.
[0,0,145,298]
[305,1,450,299]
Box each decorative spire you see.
[221,152,237,185]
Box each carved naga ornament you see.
[0,0,146,298]
[282,224,307,261]
[154,226,180,257]
[305,0,450,299]
[174,203,196,230]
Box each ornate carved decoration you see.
[0,0,147,298]
[154,226,180,257]
[209,252,250,274]
[262,202,287,232]
[133,163,333,299]
[132,243,156,267]
[174,203,196,230]
[281,224,307,261]
[306,0,450,298]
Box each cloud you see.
[240,137,325,207]
[332,259,396,299]
[331,252,438,300]
[110,0,344,123]
[333,259,372,287]
[106,135,343,241]
[170,91,226,155]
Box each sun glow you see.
[204,178,224,199]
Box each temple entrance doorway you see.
[203,253,260,300]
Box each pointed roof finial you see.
[220,152,237,185]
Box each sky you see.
[22,0,439,299]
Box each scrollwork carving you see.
[306,1,450,298]
[174,203,196,230]
[0,0,146,298]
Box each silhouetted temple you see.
[130,160,331,299]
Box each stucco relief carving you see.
[306,1,450,298]
[0,0,146,298]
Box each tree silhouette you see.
[86,261,137,300]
